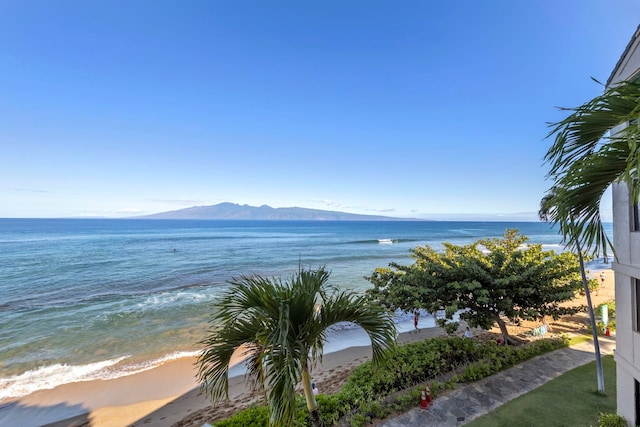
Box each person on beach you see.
[413,313,419,333]
[312,382,319,395]
[464,326,473,338]
[600,272,606,285]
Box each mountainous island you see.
[136,202,410,221]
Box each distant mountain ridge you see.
[136,202,409,221]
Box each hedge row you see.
[212,336,568,427]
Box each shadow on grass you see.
[465,355,616,427]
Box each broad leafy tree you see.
[367,230,583,344]
[197,268,396,427]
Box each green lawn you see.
[466,355,617,427]
[568,334,593,346]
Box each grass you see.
[466,355,616,427]
[568,334,593,346]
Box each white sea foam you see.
[323,309,434,333]
[541,243,565,251]
[0,351,201,402]
[0,312,445,401]
[0,357,127,401]
[118,351,201,375]
[136,289,216,311]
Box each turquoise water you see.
[0,219,577,400]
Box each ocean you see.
[0,219,596,402]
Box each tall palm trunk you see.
[576,241,605,393]
[302,366,321,426]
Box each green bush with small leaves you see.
[579,277,600,295]
[211,404,270,427]
[207,336,568,426]
[598,412,627,427]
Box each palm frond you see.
[543,79,640,256]
[546,79,640,177]
[314,291,396,365]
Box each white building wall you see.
[609,26,640,426]
[608,27,640,86]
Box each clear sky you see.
[2,1,639,220]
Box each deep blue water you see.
[0,219,577,400]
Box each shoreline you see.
[2,266,615,427]
[0,313,436,401]
[0,322,446,427]
[1,357,201,427]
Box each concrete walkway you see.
[381,336,616,427]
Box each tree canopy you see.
[367,230,584,344]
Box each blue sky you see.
[2,1,639,219]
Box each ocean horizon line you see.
[0,216,556,223]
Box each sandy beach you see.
[1,326,447,427]
[1,268,615,427]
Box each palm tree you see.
[196,267,396,427]
[539,195,604,392]
[541,78,640,393]
[544,78,640,255]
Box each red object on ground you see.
[425,383,432,403]
[605,326,611,336]
[420,390,429,409]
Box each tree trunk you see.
[302,367,322,426]
[493,314,516,345]
[576,244,605,394]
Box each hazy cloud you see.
[15,188,50,193]
[310,199,345,208]
[310,198,395,213]
[77,208,146,216]
[415,212,542,221]
[115,208,145,214]
[148,198,212,206]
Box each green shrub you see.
[459,362,493,382]
[349,413,368,427]
[207,336,568,426]
[212,404,269,427]
[598,412,627,427]
[316,394,341,426]
[391,385,424,410]
[579,278,599,295]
